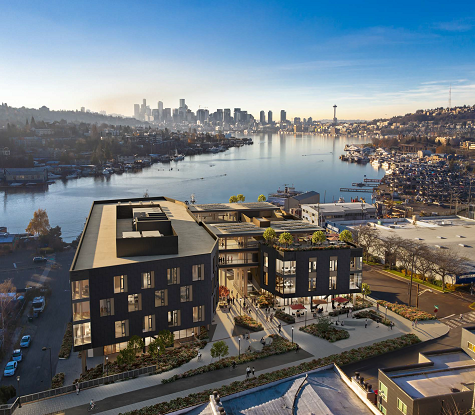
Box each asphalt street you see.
[0,250,74,396]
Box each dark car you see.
[33,257,47,263]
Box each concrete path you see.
[13,296,448,415]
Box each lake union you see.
[1,134,384,241]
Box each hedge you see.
[58,322,73,359]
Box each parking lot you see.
[0,249,74,396]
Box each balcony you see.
[219,252,258,267]
[273,240,352,252]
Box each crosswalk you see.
[441,312,475,329]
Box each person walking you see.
[278,323,282,333]
[365,318,368,328]
[252,367,255,377]
[266,314,268,322]
[246,366,251,378]
[412,320,415,328]
[198,351,202,361]
[460,314,464,322]
[296,344,300,353]
[415,319,418,328]
[76,383,80,395]
[231,361,236,371]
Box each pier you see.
[339,187,375,193]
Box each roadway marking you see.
[442,312,475,329]
[439,314,455,320]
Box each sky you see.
[1,0,475,120]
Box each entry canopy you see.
[290,304,305,310]
[334,297,349,304]
[312,299,327,305]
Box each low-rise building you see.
[302,202,377,227]
[0,167,48,184]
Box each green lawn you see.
[384,269,445,292]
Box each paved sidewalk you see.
[14,297,448,415]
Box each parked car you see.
[12,349,22,362]
[20,335,31,348]
[33,256,47,263]
[3,361,17,377]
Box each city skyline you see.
[1,1,475,119]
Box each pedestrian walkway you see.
[13,296,449,415]
[440,311,475,329]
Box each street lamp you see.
[16,376,21,408]
[106,356,109,377]
[305,310,307,327]
[42,347,52,388]
[238,337,241,360]
[291,326,294,344]
[239,298,242,316]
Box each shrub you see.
[300,324,350,342]
[58,322,73,359]
[257,294,274,309]
[0,385,16,404]
[354,310,392,326]
[377,300,436,321]
[51,372,65,389]
[234,315,263,332]
[210,341,229,360]
[274,309,295,324]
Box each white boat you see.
[173,154,185,161]
[371,159,381,167]
[65,173,78,179]
[47,173,62,179]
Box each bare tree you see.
[0,279,16,349]
[376,234,404,267]
[353,225,380,261]
[434,249,469,289]
[416,245,436,281]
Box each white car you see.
[12,349,22,362]
[3,361,17,377]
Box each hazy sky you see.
[1,0,475,120]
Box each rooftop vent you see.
[415,237,423,240]
[457,235,465,238]
[437,236,446,239]
[459,244,468,248]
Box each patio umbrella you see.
[334,297,349,304]
[312,299,327,305]
[290,304,305,310]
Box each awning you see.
[334,297,349,304]
[312,299,327,305]
[290,304,305,310]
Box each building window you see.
[155,289,168,307]
[379,381,388,402]
[264,253,268,269]
[264,272,268,285]
[73,301,90,321]
[128,294,142,312]
[350,273,362,290]
[143,315,155,333]
[309,277,316,291]
[193,305,205,322]
[168,310,181,327]
[73,322,91,346]
[397,398,407,414]
[309,258,317,273]
[167,268,180,285]
[71,280,89,300]
[330,256,338,272]
[115,320,129,338]
[378,404,387,415]
[329,275,337,290]
[180,285,193,302]
[192,264,205,281]
[276,275,296,294]
[276,259,296,275]
[100,298,114,317]
[141,272,154,289]
[114,275,127,293]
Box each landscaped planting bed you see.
[299,324,350,342]
[51,372,65,389]
[58,322,73,359]
[162,334,296,384]
[120,334,421,415]
[75,342,204,383]
[377,300,436,321]
[234,315,263,332]
[257,294,274,309]
[353,296,373,311]
[354,310,392,326]
[274,309,295,324]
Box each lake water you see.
[1,134,384,241]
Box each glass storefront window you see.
[73,322,91,346]
[71,280,89,300]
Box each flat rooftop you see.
[302,202,376,215]
[72,197,216,271]
[189,202,278,213]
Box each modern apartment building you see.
[70,197,218,359]
[301,202,376,227]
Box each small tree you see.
[361,283,371,299]
[229,195,238,203]
[156,329,174,348]
[237,194,245,203]
[312,231,326,245]
[263,227,277,245]
[315,314,332,333]
[339,230,353,243]
[210,340,229,360]
[26,208,50,236]
[128,335,145,356]
[148,337,164,360]
[257,194,266,202]
[0,279,16,349]
[278,232,293,247]
[116,347,135,366]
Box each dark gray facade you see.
[259,244,363,298]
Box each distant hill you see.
[375,105,475,125]
[0,103,147,127]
